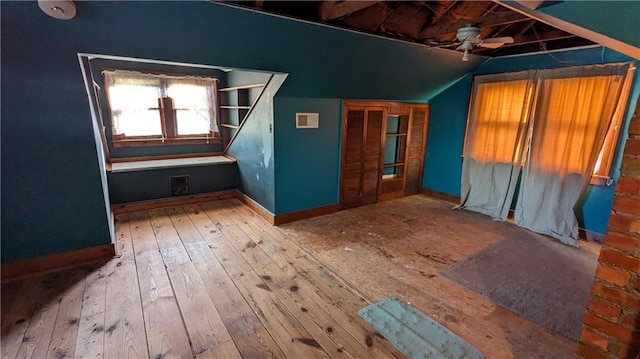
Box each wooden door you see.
[341,108,365,208]
[404,107,429,195]
[340,106,384,208]
[361,109,383,205]
[340,101,428,208]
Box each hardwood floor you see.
[278,195,590,358]
[1,199,403,359]
[1,195,592,358]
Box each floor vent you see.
[171,175,190,196]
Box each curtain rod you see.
[102,69,219,81]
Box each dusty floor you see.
[1,195,598,358]
[279,194,598,358]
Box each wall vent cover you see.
[296,113,319,128]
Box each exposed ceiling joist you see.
[320,0,384,21]
[418,11,530,39]
[222,0,599,58]
[517,20,537,36]
[430,1,459,26]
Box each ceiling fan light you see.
[38,0,76,20]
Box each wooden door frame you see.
[403,106,430,196]
[340,100,430,208]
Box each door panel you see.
[341,109,365,208]
[361,110,383,205]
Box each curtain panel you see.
[458,62,633,246]
[456,71,536,221]
[515,64,633,246]
[103,69,219,136]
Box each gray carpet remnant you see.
[440,233,598,341]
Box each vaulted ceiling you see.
[221,0,595,57]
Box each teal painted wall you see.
[423,47,640,235]
[423,75,472,196]
[274,98,342,214]
[227,70,272,90]
[228,75,287,214]
[0,0,482,262]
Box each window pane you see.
[167,83,213,135]
[382,165,404,179]
[593,67,634,176]
[109,84,162,136]
[532,76,620,173]
[116,109,162,137]
[466,80,532,163]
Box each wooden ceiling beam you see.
[430,1,459,26]
[517,19,537,36]
[319,0,384,21]
[418,11,530,39]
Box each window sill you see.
[108,155,235,173]
[112,136,221,148]
[590,175,613,187]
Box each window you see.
[532,75,623,174]
[464,65,634,182]
[593,67,634,177]
[465,79,534,163]
[104,70,219,147]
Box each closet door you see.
[361,109,383,205]
[341,108,365,208]
[340,106,384,208]
[405,106,429,195]
[340,101,428,208]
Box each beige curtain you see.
[104,70,163,137]
[104,70,219,137]
[457,71,535,220]
[166,77,219,135]
[515,64,631,245]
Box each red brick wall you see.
[578,97,640,359]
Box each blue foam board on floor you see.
[358,297,486,359]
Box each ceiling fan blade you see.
[477,42,506,49]
[482,36,515,44]
[478,36,515,49]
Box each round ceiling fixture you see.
[38,0,76,20]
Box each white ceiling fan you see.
[455,25,514,61]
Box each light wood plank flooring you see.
[1,199,403,359]
[278,195,595,358]
[1,196,593,358]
